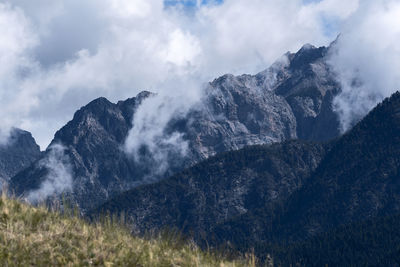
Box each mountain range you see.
[9,42,341,211]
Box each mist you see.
[26,143,73,203]
[328,0,400,131]
[124,77,204,176]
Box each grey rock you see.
[274,44,341,141]
[183,73,297,162]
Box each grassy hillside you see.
[0,194,256,266]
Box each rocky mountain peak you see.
[0,128,41,188]
[300,43,317,50]
[10,91,152,210]
[288,44,327,71]
[6,128,40,151]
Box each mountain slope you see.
[275,90,400,240]
[0,128,41,188]
[93,140,327,239]
[271,213,400,266]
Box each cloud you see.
[124,78,203,176]
[193,0,333,75]
[0,0,360,150]
[0,3,38,144]
[328,0,400,131]
[26,143,73,203]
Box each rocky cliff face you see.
[274,44,341,141]
[183,73,296,162]
[10,43,341,211]
[0,128,41,189]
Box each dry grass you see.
[0,193,256,266]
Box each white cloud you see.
[26,143,73,203]
[0,3,38,144]
[109,0,153,18]
[302,0,359,19]
[328,0,400,131]
[160,29,202,66]
[124,77,203,176]
[194,0,329,75]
